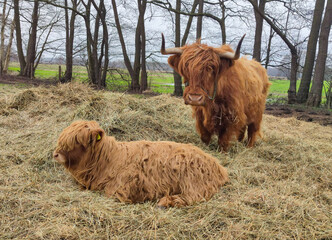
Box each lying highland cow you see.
[53,120,229,207]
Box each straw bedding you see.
[0,83,331,239]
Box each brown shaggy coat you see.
[167,42,271,151]
[53,120,229,207]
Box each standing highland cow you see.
[161,34,270,151]
[53,120,229,207]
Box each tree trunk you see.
[3,20,15,74]
[0,0,7,74]
[111,0,137,88]
[98,0,109,89]
[181,0,198,46]
[14,0,26,75]
[326,82,332,109]
[173,0,183,96]
[264,26,274,69]
[288,51,298,104]
[84,2,95,84]
[84,0,105,87]
[252,0,266,62]
[62,0,72,83]
[140,31,148,92]
[83,0,108,89]
[297,0,326,103]
[307,0,332,107]
[132,0,144,92]
[196,0,203,39]
[61,0,77,83]
[92,1,100,86]
[139,0,148,92]
[93,0,107,88]
[23,0,39,78]
[219,0,226,44]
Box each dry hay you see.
[0,83,331,239]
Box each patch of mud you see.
[265,105,332,127]
[0,74,57,86]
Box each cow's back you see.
[234,57,269,98]
[216,57,270,128]
[235,57,270,125]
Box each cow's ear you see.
[92,129,104,142]
[76,130,90,148]
[219,58,234,69]
[168,55,181,74]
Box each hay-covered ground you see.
[0,83,331,240]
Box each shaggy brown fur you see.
[53,120,229,207]
[167,42,271,151]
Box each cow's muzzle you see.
[53,150,66,164]
[185,93,205,106]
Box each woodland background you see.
[0,0,331,108]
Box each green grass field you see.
[8,63,90,81]
[6,63,329,104]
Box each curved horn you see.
[161,33,183,55]
[218,34,246,60]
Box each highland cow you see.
[53,120,229,207]
[161,34,271,151]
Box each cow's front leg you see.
[196,119,212,144]
[194,109,213,145]
[217,128,228,152]
[237,126,247,142]
[247,114,263,147]
[218,125,243,152]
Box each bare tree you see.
[39,0,108,87]
[152,0,227,43]
[0,0,9,75]
[172,0,182,96]
[132,0,148,92]
[252,0,266,62]
[61,0,79,83]
[296,0,326,103]
[151,0,203,95]
[196,0,203,39]
[219,0,226,44]
[34,10,62,69]
[3,19,15,74]
[248,0,300,104]
[81,0,109,88]
[24,0,39,78]
[181,0,199,45]
[112,0,138,90]
[164,0,204,95]
[138,0,148,92]
[112,0,148,92]
[264,26,275,69]
[307,0,332,107]
[13,0,26,75]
